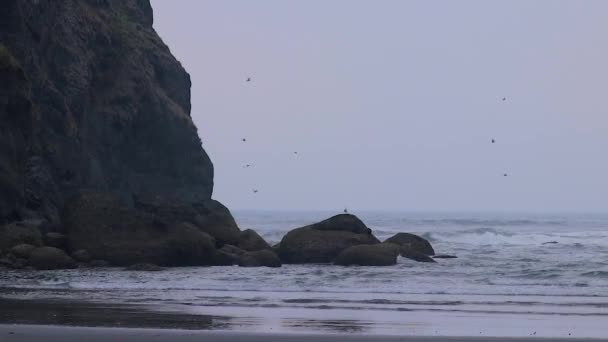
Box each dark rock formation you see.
[43,232,66,249]
[0,0,213,224]
[28,246,76,270]
[88,259,110,268]
[311,214,371,234]
[384,233,435,256]
[0,221,42,250]
[238,250,281,268]
[334,243,400,266]
[63,192,217,266]
[278,215,380,264]
[401,250,436,263]
[9,243,35,259]
[213,244,245,265]
[71,249,91,262]
[238,229,271,252]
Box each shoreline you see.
[0,325,604,342]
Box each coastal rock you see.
[384,233,435,256]
[278,215,380,264]
[88,260,111,268]
[63,192,216,266]
[0,222,43,250]
[401,250,436,263]
[43,232,66,249]
[125,263,164,272]
[238,250,282,268]
[192,200,241,247]
[238,229,271,252]
[71,249,91,263]
[433,254,457,259]
[334,243,400,266]
[28,247,76,270]
[0,0,214,224]
[212,244,246,265]
[10,243,36,259]
[311,214,372,234]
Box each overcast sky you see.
[151,0,608,212]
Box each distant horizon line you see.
[228,208,608,216]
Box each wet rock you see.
[238,229,271,252]
[0,222,42,250]
[10,243,36,259]
[212,244,246,266]
[28,247,76,270]
[334,243,400,266]
[400,250,436,263]
[63,192,216,266]
[384,232,435,256]
[125,263,164,271]
[192,200,241,247]
[433,254,457,259]
[279,215,380,264]
[71,249,91,263]
[238,250,281,268]
[542,241,558,245]
[43,232,66,249]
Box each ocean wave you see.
[421,228,608,247]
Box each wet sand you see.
[0,325,605,342]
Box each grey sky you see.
[151,0,608,212]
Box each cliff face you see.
[0,0,213,224]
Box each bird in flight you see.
[242,138,246,142]
[293,151,298,155]
[343,208,348,213]
[253,189,259,194]
[502,97,507,101]
[503,173,508,177]
[246,77,251,82]
[244,164,252,168]
[491,139,495,144]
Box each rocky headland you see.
[0,0,443,270]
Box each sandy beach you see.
[0,325,605,342]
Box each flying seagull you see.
[253,189,259,194]
[503,173,508,177]
[246,77,251,82]
[502,97,507,101]
[244,164,252,168]
[242,138,246,142]
[491,139,495,143]
[343,208,348,213]
[293,151,298,155]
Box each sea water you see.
[1,211,607,337]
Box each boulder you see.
[43,232,66,249]
[0,254,27,269]
[278,215,380,264]
[334,243,400,266]
[71,249,92,263]
[238,229,271,252]
[311,214,371,234]
[400,250,436,263]
[125,263,164,271]
[193,200,241,247]
[28,247,76,270]
[10,243,36,259]
[0,222,42,250]
[63,192,217,266]
[384,233,435,256]
[212,244,245,266]
[238,250,281,268]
